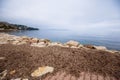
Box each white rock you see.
[38,42,46,45]
[11,78,21,80]
[31,38,39,43]
[0,57,5,60]
[21,36,29,40]
[31,66,54,77]
[65,40,79,47]
[12,41,20,45]
[17,41,27,45]
[105,50,119,53]
[31,42,46,47]
[78,44,83,48]
[22,78,28,80]
[94,46,107,50]
[39,39,51,43]
[48,42,63,47]
[71,46,78,48]
[0,42,8,44]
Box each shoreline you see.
[0,33,119,53]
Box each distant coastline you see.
[0,22,39,31]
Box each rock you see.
[30,38,39,43]
[65,40,79,47]
[0,70,7,80]
[21,36,29,40]
[83,44,96,49]
[48,42,63,47]
[17,41,27,45]
[105,50,119,53]
[0,42,8,44]
[62,44,69,48]
[94,46,107,50]
[0,57,5,60]
[31,66,54,77]
[70,46,78,48]
[9,70,16,75]
[11,78,21,80]
[39,39,51,43]
[31,42,46,47]
[22,78,28,80]
[12,41,20,45]
[30,43,37,46]
[78,44,83,48]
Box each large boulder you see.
[65,40,79,47]
[31,66,54,77]
[94,46,107,50]
[83,44,96,49]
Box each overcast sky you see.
[0,0,120,32]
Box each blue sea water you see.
[6,29,120,50]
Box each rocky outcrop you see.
[31,66,54,77]
[0,33,119,54]
[0,22,39,31]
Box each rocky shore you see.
[0,33,120,80]
[0,22,39,31]
[0,33,119,53]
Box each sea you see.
[6,29,120,50]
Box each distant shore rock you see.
[0,22,39,31]
[0,33,119,54]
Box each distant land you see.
[0,22,39,31]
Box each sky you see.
[0,0,120,33]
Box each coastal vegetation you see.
[0,22,39,31]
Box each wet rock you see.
[83,44,96,49]
[31,66,54,77]
[65,40,79,47]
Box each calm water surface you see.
[6,29,120,50]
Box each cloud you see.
[0,0,120,30]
